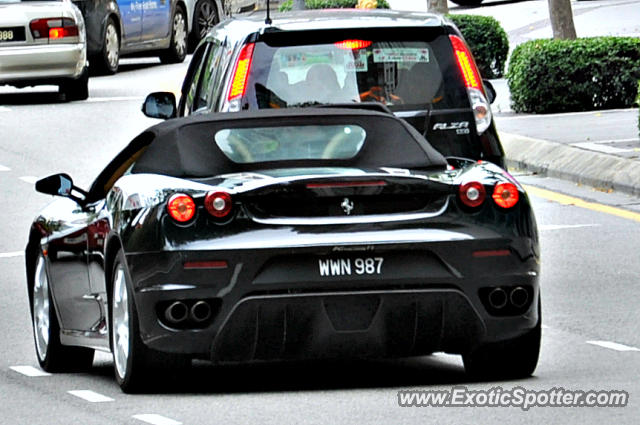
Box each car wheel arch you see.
[25,226,44,315]
[98,0,122,47]
[104,235,123,351]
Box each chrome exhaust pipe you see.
[488,287,508,309]
[165,301,189,324]
[190,301,211,323]
[510,286,529,309]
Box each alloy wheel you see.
[33,255,50,362]
[112,266,130,380]
[105,23,119,71]
[197,1,217,39]
[173,11,187,59]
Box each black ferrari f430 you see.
[26,108,540,392]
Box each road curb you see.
[500,132,640,197]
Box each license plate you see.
[318,257,384,277]
[0,27,26,43]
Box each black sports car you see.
[26,108,540,393]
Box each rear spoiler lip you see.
[213,169,455,194]
[250,198,450,227]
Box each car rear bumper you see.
[126,237,540,361]
[0,43,87,84]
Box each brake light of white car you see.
[334,39,372,50]
[30,18,78,41]
[227,43,255,112]
[449,35,492,135]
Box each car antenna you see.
[265,0,272,25]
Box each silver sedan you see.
[0,0,88,100]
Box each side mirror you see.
[483,80,497,104]
[142,92,177,119]
[36,173,87,204]
[36,173,74,196]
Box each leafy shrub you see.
[637,81,640,136]
[447,14,508,79]
[508,37,640,113]
[279,0,389,11]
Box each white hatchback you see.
[0,0,88,100]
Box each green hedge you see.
[637,81,640,136]
[279,0,390,11]
[508,37,640,113]
[447,14,508,79]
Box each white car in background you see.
[0,0,89,100]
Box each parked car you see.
[27,107,540,392]
[0,0,89,100]
[145,9,506,168]
[71,0,189,74]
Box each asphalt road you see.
[495,109,640,160]
[1,56,640,424]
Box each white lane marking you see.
[0,164,10,171]
[133,414,182,425]
[590,138,639,144]
[68,390,114,403]
[571,142,635,154]
[586,341,640,352]
[10,366,51,377]
[85,96,143,103]
[0,251,23,258]
[19,176,38,184]
[538,224,600,231]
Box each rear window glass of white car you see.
[245,30,467,113]
[214,124,366,164]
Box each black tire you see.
[451,0,483,5]
[59,67,89,101]
[463,302,541,380]
[160,6,188,64]
[32,253,94,372]
[189,0,219,51]
[94,17,120,75]
[110,250,188,393]
[110,250,153,392]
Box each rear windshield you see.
[245,32,467,112]
[214,124,367,164]
[131,110,448,178]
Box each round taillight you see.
[459,181,486,208]
[493,182,519,208]
[205,191,232,218]
[167,193,196,222]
